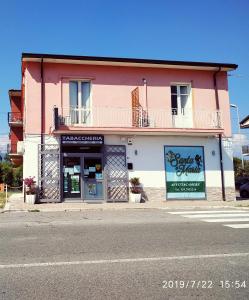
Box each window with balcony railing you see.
[8,112,23,125]
[7,141,24,155]
[69,81,91,125]
[54,80,223,130]
[171,84,193,128]
[57,105,222,130]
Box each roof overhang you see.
[53,127,223,136]
[8,89,21,97]
[22,53,238,72]
[240,115,249,129]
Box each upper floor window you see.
[69,81,91,124]
[69,81,91,108]
[171,84,190,115]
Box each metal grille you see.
[104,145,129,202]
[38,144,61,202]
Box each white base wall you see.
[105,135,235,201]
[23,133,235,201]
[23,134,59,183]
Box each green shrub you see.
[0,162,13,185]
[0,162,23,187]
[13,165,23,187]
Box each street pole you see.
[231,104,244,169]
[236,106,244,169]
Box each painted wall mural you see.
[164,146,206,199]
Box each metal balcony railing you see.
[7,141,24,155]
[7,143,16,154]
[57,106,223,130]
[8,112,23,126]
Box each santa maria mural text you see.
[164,146,206,199]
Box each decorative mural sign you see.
[164,146,206,199]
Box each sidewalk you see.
[2,193,249,213]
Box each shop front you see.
[61,135,105,202]
[36,134,234,203]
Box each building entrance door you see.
[62,154,104,201]
[83,156,104,201]
[63,157,81,199]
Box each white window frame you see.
[69,80,92,125]
[170,83,192,115]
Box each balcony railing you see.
[7,141,24,155]
[58,107,222,130]
[8,112,23,126]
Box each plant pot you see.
[26,194,36,204]
[130,193,141,203]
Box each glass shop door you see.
[63,157,81,199]
[83,156,104,200]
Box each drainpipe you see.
[41,57,44,145]
[213,67,221,110]
[213,67,226,201]
[142,78,148,124]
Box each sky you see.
[0,0,249,155]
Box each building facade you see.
[18,53,237,202]
[8,89,24,166]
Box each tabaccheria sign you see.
[61,135,104,145]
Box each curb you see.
[3,204,249,213]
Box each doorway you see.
[62,154,104,201]
[63,157,81,199]
[171,84,193,128]
[83,157,103,200]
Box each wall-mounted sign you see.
[61,135,104,145]
[164,146,206,199]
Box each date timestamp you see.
[220,280,246,289]
[162,280,247,289]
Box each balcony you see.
[7,141,23,166]
[8,112,23,127]
[57,107,222,133]
[7,141,24,156]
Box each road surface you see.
[0,208,249,299]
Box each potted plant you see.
[24,177,37,204]
[129,177,142,203]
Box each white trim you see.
[61,76,96,80]
[170,81,192,86]
[202,218,249,222]
[168,210,245,214]
[22,58,235,71]
[224,224,249,228]
[53,130,221,136]
[183,213,249,218]
[0,252,248,269]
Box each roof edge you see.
[9,90,21,100]
[240,115,249,125]
[21,53,238,70]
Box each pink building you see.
[20,53,237,202]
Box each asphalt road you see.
[0,209,249,300]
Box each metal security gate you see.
[104,145,129,202]
[38,144,61,202]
